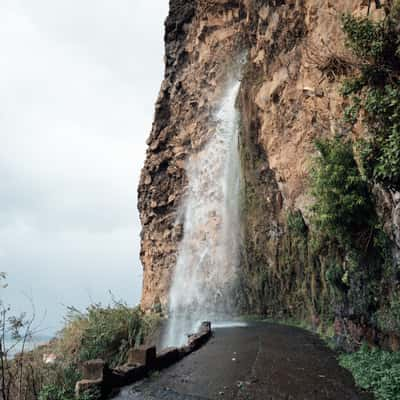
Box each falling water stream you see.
[163,79,242,348]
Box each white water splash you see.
[212,321,248,329]
[163,80,242,348]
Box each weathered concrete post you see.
[75,359,109,399]
[127,345,156,368]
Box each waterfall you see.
[162,80,242,348]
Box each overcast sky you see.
[1,0,169,335]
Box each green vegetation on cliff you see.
[341,5,400,189]
[309,136,387,336]
[310,137,373,249]
[306,4,400,342]
[311,7,400,399]
[237,4,400,358]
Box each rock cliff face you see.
[138,0,400,349]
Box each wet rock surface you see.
[113,322,372,400]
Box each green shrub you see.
[310,137,373,248]
[341,11,400,189]
[287,210,308,238]
[61,301,159,367]
[38,385,70,400]
[339,344,400,400]
[38,384,95,400]
[342,11,400,71]
[325,262,348,294]
[35,363,87,400]
[347,84,400,188]
[36,301,161,399]
[342,14,388,60]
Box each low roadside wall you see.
[75,321,212,399]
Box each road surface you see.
[113,322,372,400]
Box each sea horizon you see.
[5,333,53,359]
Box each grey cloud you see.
[0,0,169,333]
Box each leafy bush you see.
[287,210,308,238]
[34,302,160,400]
[358,85,400,187]
[38,385,70,400]
[36,363,86,400]
[341,10,400,189]
[59,301,159,368]
[325,262,348,294]
[38,383,95,400]
[342,14,388,60]
[342,9,400,72]
[310,137,373,248]
[0,294,160,400]
[339,344,400,400]
[18,302,160,400]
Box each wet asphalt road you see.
[113,322,372,400]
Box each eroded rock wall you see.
[138,0,246,312]
[139,0,400,349]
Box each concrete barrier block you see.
[200,321,211,333]
[179,344,193,356]
[111,364,148,387]
[75,323,213,397]
[82,359,107,381]
[187,322,212,351]
[156,347,181,370]
[127,346,156,368]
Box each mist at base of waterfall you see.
[212,321,248,329]
[162,80,242,349]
